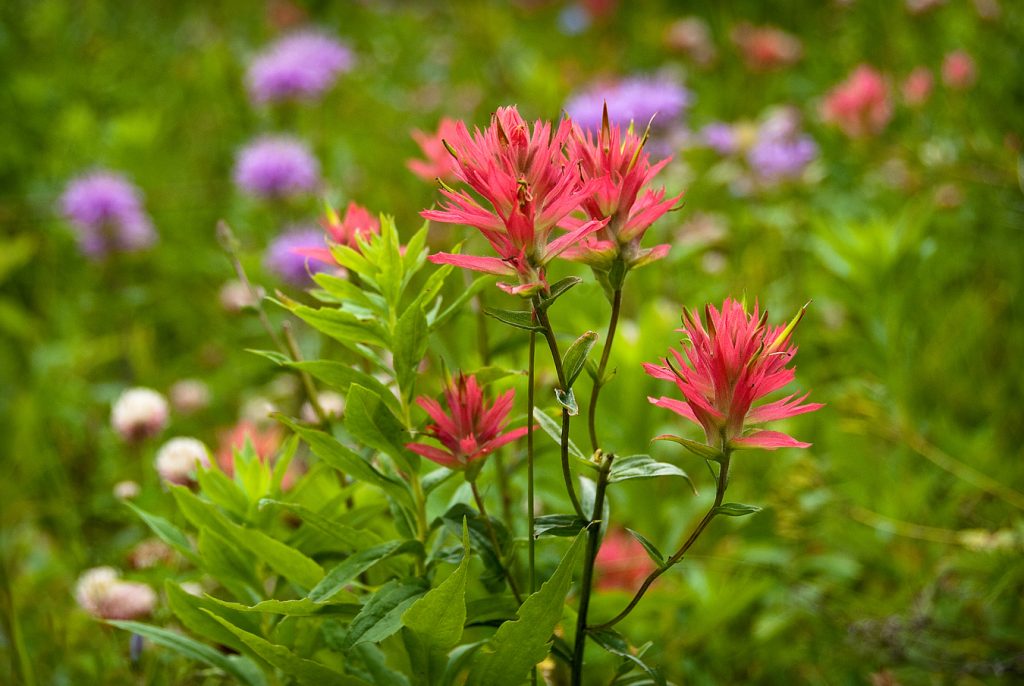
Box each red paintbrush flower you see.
[421,106,604,296]
[562,106,680,272]
[296,201,380,265]
[644,298,822,451]
[406,373,529,469]
[407,117,462,183]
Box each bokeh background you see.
[2,0,1023,683]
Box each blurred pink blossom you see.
[821,65,892,138]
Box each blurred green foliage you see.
[1,0,1023,683]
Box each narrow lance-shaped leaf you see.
[339,578,428,649]
[467,533,587,686]
[625,528,666,568]
[107,621,266,686]
[608,455,697,495]
[345,384,418,474]
[714,502,763,517]
[653,433,725,461]
[204,612,368,686]
[402,519,471,651]
[483,307,543,332]
[308,540,423,603]
[561,331,598,389]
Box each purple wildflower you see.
[701,123,739,155]
[747,135,817,182]
[60,171,156,257]
[264,225,329,286]
[233,136,320,199]
[246,31,354,104]
[566,75,692,133]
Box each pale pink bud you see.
[942,51,976,90]
[128,539,174,569]
[169,379,210,415]
[111,388,168,442]
[219,279,262,313]
[75,567,157,620]
[112,480,141,500]
[154,437,210,485]
[902,67,933,106]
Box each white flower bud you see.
[75,567,156,620]
[112,480,141,500]
[169,379,210,415]
[154,437,210,485]
[111,388,169,442]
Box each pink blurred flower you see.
[408,117,462,183]
[216,420,284,473]
[75,567,157,620]
[731,23,803,71]
[595,528,656,591]
[561,107,679,271]
[111,388,168,443]
[644,299,822,451]
[664,17,717,67]
[902,67,933,106]
[421,106,603,296]
[942,51,976,90]
[296,201,380,265]
[821,65,892,138]
[407,373,529,469]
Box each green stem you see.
[591,454,731,631]
[410,473,429,577]
[587,287,622,452]
[471,481,523,603]
[571,452,614,686]
[527,331,537,594]
[532,300,585,519]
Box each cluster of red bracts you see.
[421,105,681,296]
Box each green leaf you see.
[467,533,587,686]
[287,360,403,419]
[280,417,414,509]
[308,540,423,603]
[624,529,666,568]
[536,276,582,310]
[483,307,542,332]
[340,578,428,649]
[107,620,266,686]
[196,467,250,518]
[533,514,588,538]
[258,499,383,552]
[123,502,197,564]
[393,302,429,404]
[402,520,470,651]
[439,504,511,593]
[588,628,666,686]
[653,434,724,461]
[197,529,261,603]
[289,304,388,348]
[246,348,292,366]
[210,596,361,618]
[561,331,598,389]
[345,385,416,473]
[608,455,696,494]
[430,274,495,332]
[533,407,587,462]
[170,486,324,589]
[554,387,578,416]
[714,502,763,517]
[204,612,367,686]
[164,581,261,657]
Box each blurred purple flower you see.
[701,123,739,154]
[246,31,354,104]
[747,135,817,182]
[264,225,328,285]
[60,171,156,258]
[566,75,692,133]
[233,136,320,198]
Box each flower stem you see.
[532,301,585,520]
[571,452,614,686]
[587,287,622,452]
[471,480,523,603]
[591,454,731,631]
[527,331,537,595]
